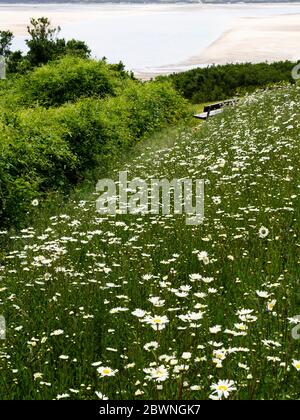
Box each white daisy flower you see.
[31,199,39,207]
[97,367,118,377]
[209,379,236,400]
[256,290,270,298]
[143,315,169,331]
[292,360,300,371]
[258,226,269,238]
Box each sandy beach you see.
[184,14,300,65]
[1,3,300,77]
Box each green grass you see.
[0,84,300,400]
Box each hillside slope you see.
[0,84,300,399]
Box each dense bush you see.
[0,112,76,224]
[0,72,188,226]
[47,80,188,171]
[50,98,132,173]
[19,56,125,107]
[161,61,297,103]
[113,81,190,138]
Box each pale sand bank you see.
[138,13,300,78]
[187,14,300,64]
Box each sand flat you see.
[136,12,300,79]
[179,14,300,67]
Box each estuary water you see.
[1,3,300,75]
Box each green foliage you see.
[64,39,91,58]
[26,17,61,66]
[41,81,188,171]
[161,61,297,103]
[6,50,29,75]
[50,99,130,173]
[0,19,188,227]
[0,61,188,227]
[0,30,13,57]
[19,56,119,107]
[0,112,76,225]
[102,81,189,140]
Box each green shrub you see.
[19,56,121,107]
[161,61,297,103]
[51,98,132,173]
[50,81,188,170]
[0,111,77,225]
[107,80,189,139]
[0,74,188,227]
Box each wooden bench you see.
[194,99,237,120]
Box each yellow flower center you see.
[217,385,228,392]
[103,369,111,375]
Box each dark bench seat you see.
[194,99,237,120]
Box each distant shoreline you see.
[1,2,300,77]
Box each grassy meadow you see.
[1,82,300,399]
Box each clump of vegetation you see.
[0,112,76,224]
[0,45,188,227]
[0,18,190,228]
[161,61,297,103]
[19,56,120,107]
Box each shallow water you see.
[4,3,300,74]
